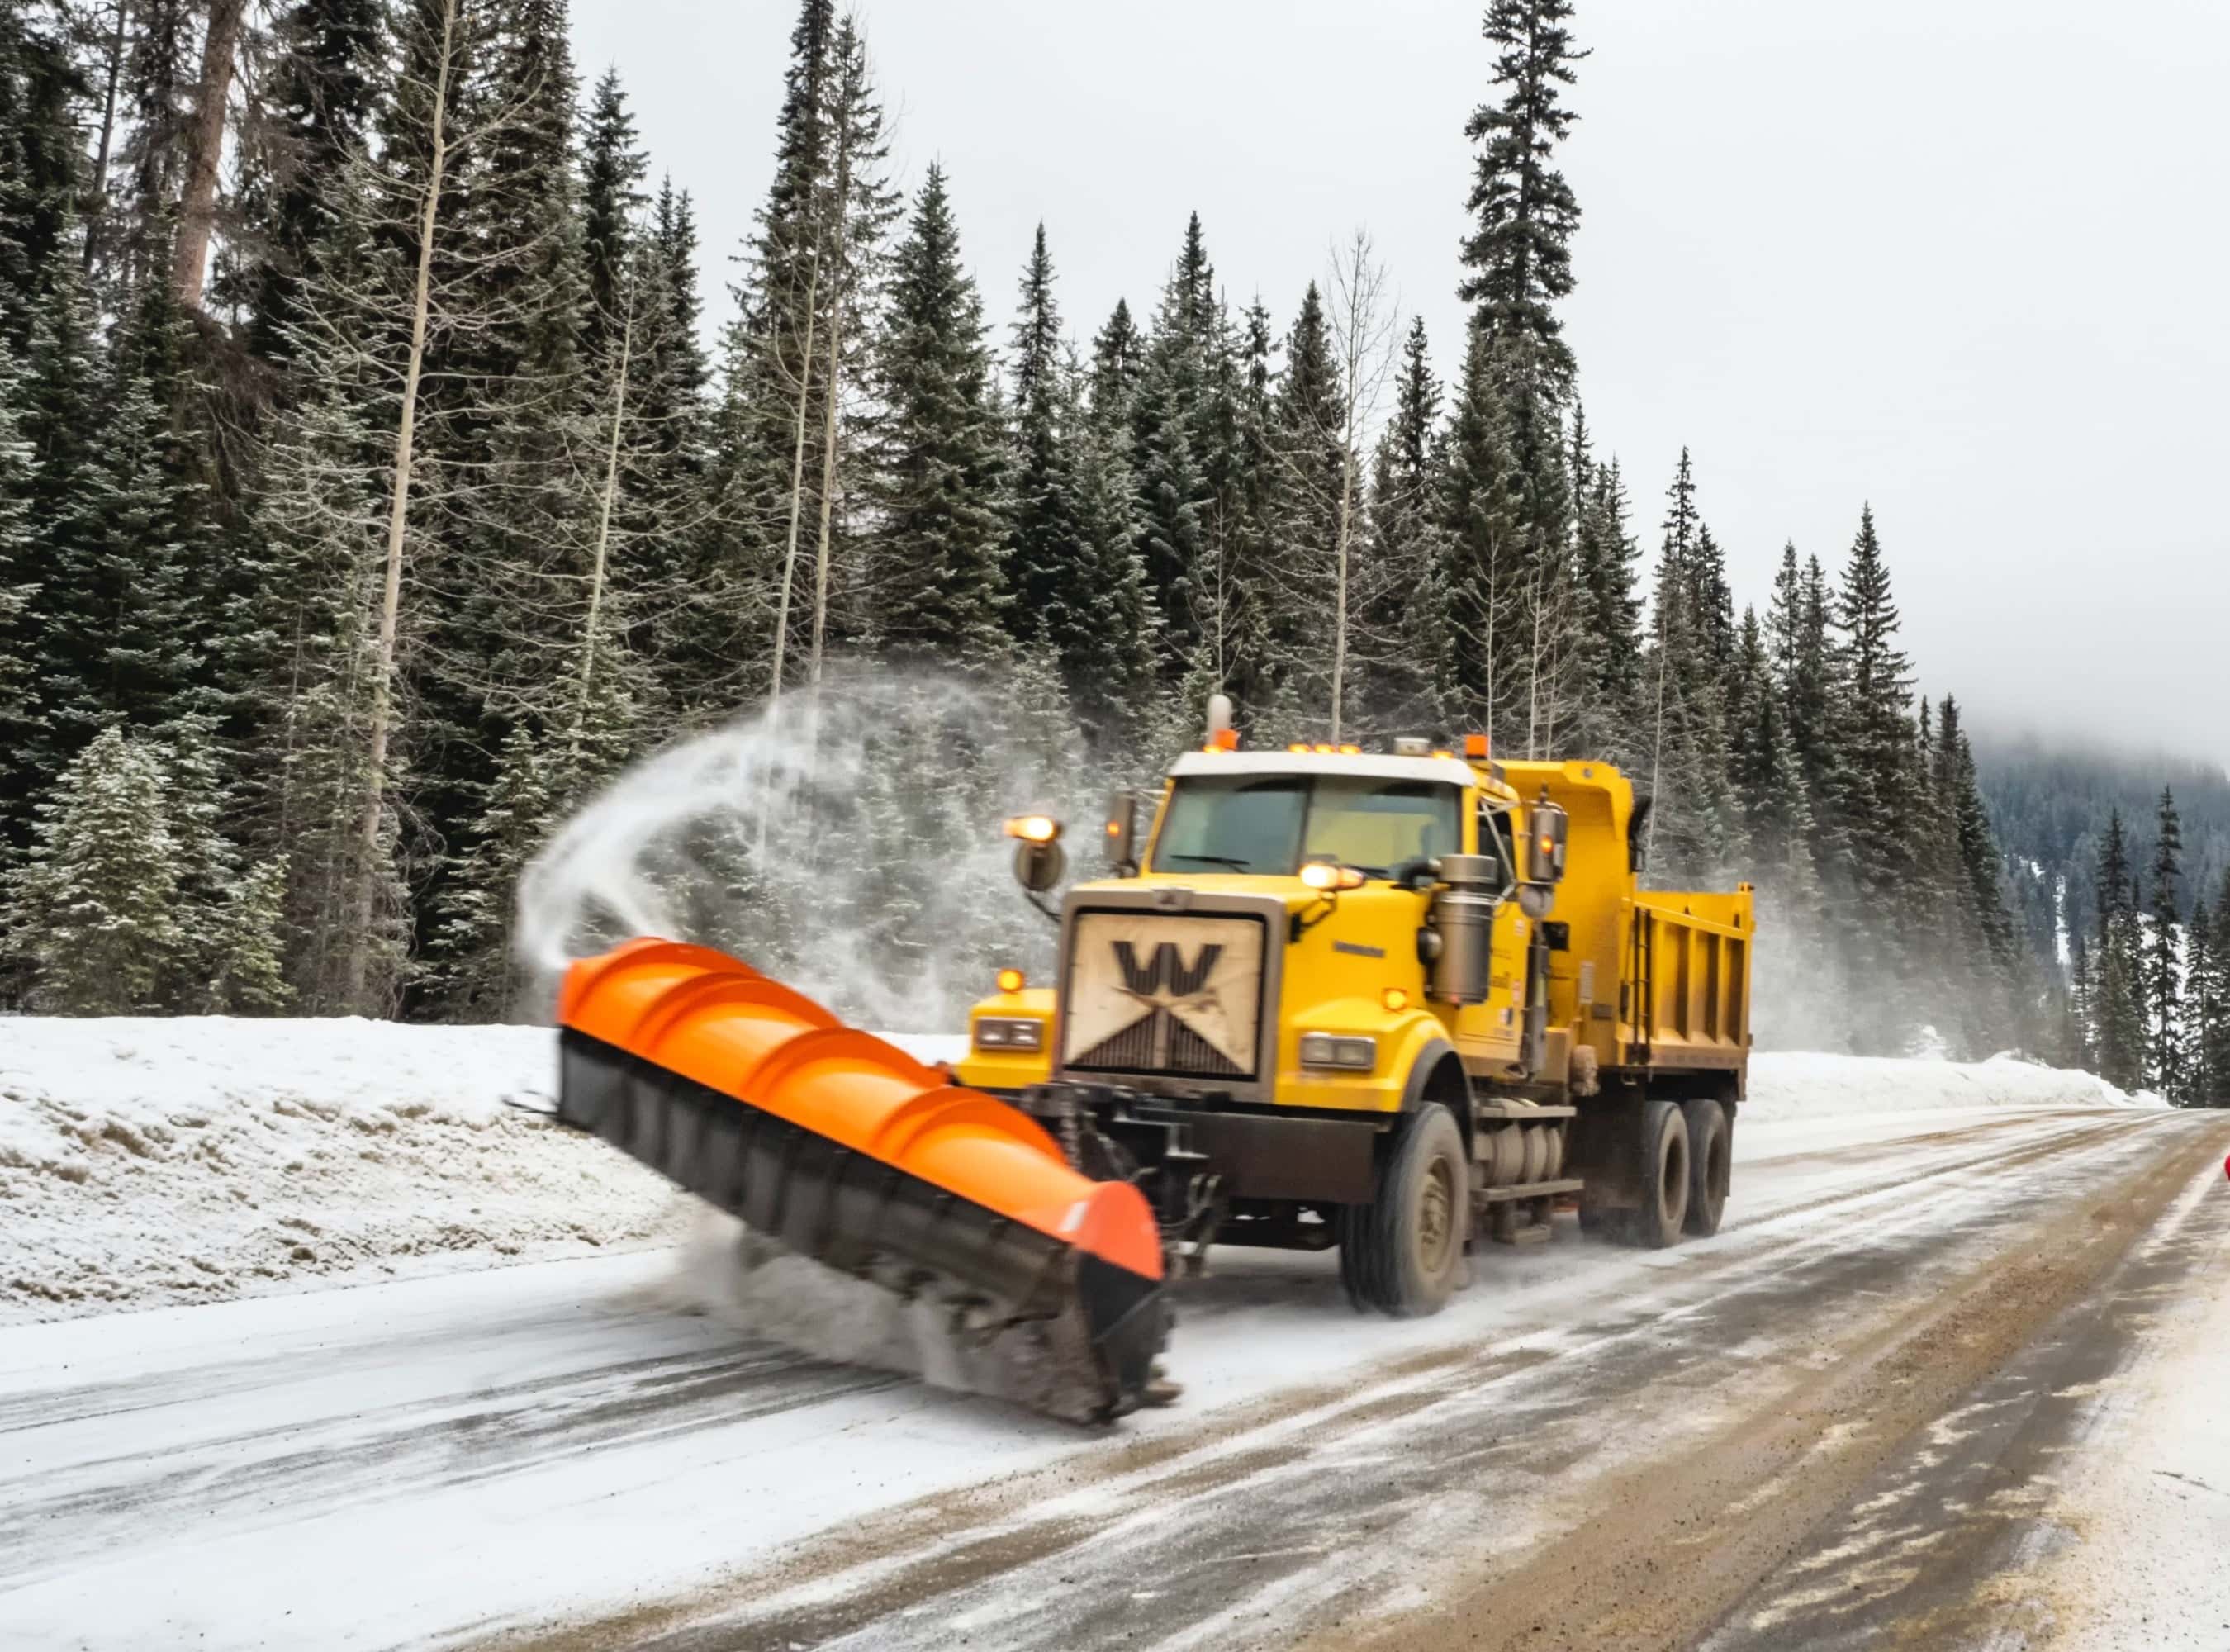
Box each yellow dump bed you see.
[1626,889,1753,1086]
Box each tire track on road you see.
[481,1113,2194,1652]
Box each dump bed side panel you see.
[1620,888,1753,1093]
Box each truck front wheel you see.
[1340,1103,1467,1317]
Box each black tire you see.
[1341,1104,1468,1317]
[1627,1099,1690,1249]
[1336,1204,1369,1310]
[1682,1097,1729,1237]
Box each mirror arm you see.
[1024,888,1062,928]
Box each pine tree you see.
[1438,324,1525,734]
[0,331,36,836]
[1057,348,1158,741]
[866,163,1008,660]
[1459,0,1586,401]
[1356,316,1454,733]
[579,67,648,370]
[239,0,389,361]
[1825,505,1917,1047]
[2204,873,2230,1106]
[2094,808,2147,1089]
[2145,787,2186,1099]
[4,725,186,1013]
[1567,453,1642,757]
[1003,224,1079,647]
[1128,213,1221,679]
[1089,297,1143,423]
[1639,451,1739,888]
[1255,280,1346,736]
[0,0,81,349]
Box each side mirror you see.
[1103,791,1140,873]
[1004,815,1067,895]
[1525,800,1569,885]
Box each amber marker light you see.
[1464,733,1491,760]
[1383,987,1408,1012]
[996,967,1025,994]
[1003,814,1060,843]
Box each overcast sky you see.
[572,0,2230,771]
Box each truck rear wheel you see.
[1341,1103,1466,1317]
[1627,1099,1691,1249]
[1682,1098,1729,1237]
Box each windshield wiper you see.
[1163,852,1254,871]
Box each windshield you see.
[1151,774,1462,878]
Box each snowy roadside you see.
[0,1016,2156,1327]
[0,1017,679,1325]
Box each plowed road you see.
[4,1104,2227,1651]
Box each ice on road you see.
[0,1018,2220,1651]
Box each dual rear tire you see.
[1581,1094,1730,1247]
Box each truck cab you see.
[958,732,1753,1316]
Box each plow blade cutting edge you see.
[553,939,1169,1422]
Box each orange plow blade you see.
[553,939,1169,1421]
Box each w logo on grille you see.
[1113,940,1222,999]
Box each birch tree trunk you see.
[343,0,457,1013]
[170,0,246,311]
[1326,231,1394,743]
[83,0,130,271]
[807,96,857,690]
[766,252,818,705]
[573,281,634,754]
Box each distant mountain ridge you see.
[1972,732,2230,955]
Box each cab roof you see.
[1166,750,1480,788]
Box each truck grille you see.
[1061,911,1265,1080]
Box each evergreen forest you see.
[0,0,2224,1102]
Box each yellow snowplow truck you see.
[961,716,1753,1315]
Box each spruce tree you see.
[1128,213,1221,680]
[1459,0,1585,401]
[1437,324,1524,733]
[240,0,389,362]
[1256,280,1346,735]
[580,67,648,370]
[1057,348,1158,741]
[2145,787,2186,1098]
[0,0,80,349]
[4,726,186,1014]
[2094,809,2147,1088]
[1824,505,1919,1046]
[2204,874,2230,1105]
[0,331,35,834]
[866,163,1008,660]
[1357,316,1454,733]
[1568,453,1642,757]
[1089,297,1143,423]
[1003,224,1079,647]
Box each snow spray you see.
[514,668,1106,1032]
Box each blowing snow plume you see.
[515,669,1102,1031]
[516,671,1170,1422]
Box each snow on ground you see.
[0,1014,2155,1330]
[1744,1050,2163,1121]
[0,1017,678,1324]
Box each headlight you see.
[974,1018,1044,1051]
[1299,1032,1378,1070]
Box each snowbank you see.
[0,1016,2160,1327]
[1746,1050,2165,1120]
[0,1017,684,1324]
